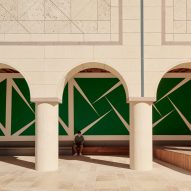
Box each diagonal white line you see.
[168,97,191,131]
[106,97,129,131]
[73,79,99,116]
[93,81,122,104]
[11,80,34,114]
[81,110,112,134]
[153,104,162,117]
[0,122,6,135]
[12,120,35,136]
[59,117,69,135]
[152,110,174,128]
[157,78,190,103]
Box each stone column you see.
[129,98,153,171]
[35,102,59,172]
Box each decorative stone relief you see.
[0,0,122,45]
[162,0,191,44]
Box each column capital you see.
[31,97,62,104]
[127,97,156,103]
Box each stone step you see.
[82,146,129,155]
[0,146,129,156]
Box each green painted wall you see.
[0,75,190,140]
[153,78,191,135]
[73,78,129,135]
[0,78,35,137]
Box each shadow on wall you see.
[60,155,130,169]
[0,156,35,170]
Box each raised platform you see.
[0,146,129,156]
[81,146,129,155]
[1,145,191,172]
[154,146,191,172]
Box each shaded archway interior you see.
[168,68,191,73]
[59,67,130,149]
[0,68,19,73]
[153,67,191,146]
[0,66,35,156]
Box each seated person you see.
[73,131,84,156]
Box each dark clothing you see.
[74,135,84,145]
[73,135,84,155]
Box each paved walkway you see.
[0,156,190,191]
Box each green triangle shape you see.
[153,110,191,135]
[13,78,34,110]
[11,88,35,135]
[107,85,129,124]
[84,110,129,135]
[59,83,68,126]
[0,79,6,127]
[59,122,68,135]
[75,78,119,103]
[157,78,184,100]
[169,80,191,124]
[20,123,35,136]
[74,87,98,134]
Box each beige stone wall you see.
[0,0,141,102]
[144,0,191,98]
[1,0,191,101]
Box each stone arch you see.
[0,62,35,140]
[153,62,191,137]
[0,62,32,97]
[57,62,129,102]
[153,62,191,99]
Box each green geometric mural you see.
[73,78,129,135]
[20,123,35,136]
[0,77,35,137]
[153,78,191,135]
[0,75,190,140]
[11,87,35,135]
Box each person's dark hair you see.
[77,131,81,134]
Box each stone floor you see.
[0,156,190,191]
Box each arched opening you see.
[0,65,35,168]
[59,64,130,155]
[153,65,191,171]
[154,67,191,140]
